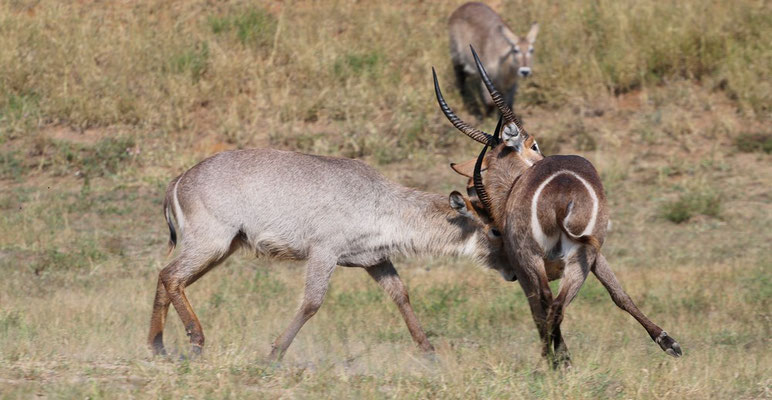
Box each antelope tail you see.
[163,176,181,256]
[560,201,601,252]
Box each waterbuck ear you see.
[450,157,487,179]
[501,123,526,150]
[526,22,539,44]
[498,25,519,48]
[449,191,474,218]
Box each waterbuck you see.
[449,2,539,113]
[433,48,682,368]
[149,149,512,360]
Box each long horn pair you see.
[432,67,496,145]
[472,116,503,218]
[469,45,528,138]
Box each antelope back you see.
[170,150,415,261]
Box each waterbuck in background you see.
[433,48,682,368]
[449,2,539,114]
[149,149,512,360]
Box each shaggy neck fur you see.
[394,188,491,261]
[484,148,531,226]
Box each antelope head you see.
[500,22,539,78]
[433,45,543,225]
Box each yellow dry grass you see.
[1,0,770,398]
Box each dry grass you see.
[1,0,770,398]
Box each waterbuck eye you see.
[531,143,539,152]
[491,229,501,237]
[513,47,520,54]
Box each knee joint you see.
[302,299,323,316]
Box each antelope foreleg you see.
[366,260,434,353]
[269,252,337,361]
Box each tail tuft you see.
[576,234,601,252]
[561,200,601,251]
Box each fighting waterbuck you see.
[149,149,512,359]
[449,2,539,113]
[433,48,683,368]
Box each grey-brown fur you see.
[449,2,539,112]
[436,51,682,368]
[148,148,513,360]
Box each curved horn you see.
[432,67,494,145]
[492,114,504,142]
[473,144,493,217]
[470,46,526,134]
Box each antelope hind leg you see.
[592,253,683,357]
[546,248,594,369]
[148,275,172,355]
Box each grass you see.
[735,133,772,154]
[661,186,722,223]
[209,7,278,49]
[0,0,771,398]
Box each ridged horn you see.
[432,67,494,145]
[470,45,527,136]
[473,144,493,217]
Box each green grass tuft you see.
[332,50,384,81]
[735,133,772,154]
[169,42,210,82]
[661,187,722,223]
[209,8,277,49]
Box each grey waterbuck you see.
[149,149,512,359]
[449,2,539,113]
[433,48,682,368]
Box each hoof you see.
[150,334,167,356]
[178,345,203,361]
[422,351,439,365]
[151,346,167,357]
[655,331,683,357]
[548,353,572,370]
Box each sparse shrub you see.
[0,92,40,140]
[332,51,384,80]
[735,133,772,154]
[169,42,209,82]
[0,151,23,180]
[30,244,106,274]
[0,311,22,334]
[208,8,277,49]
[79,136,137,177]
[39,136,137,179]
[661,187,722,223]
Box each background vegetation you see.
[0,0,769,398]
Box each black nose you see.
[519,70,531,77]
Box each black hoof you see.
[655,331,683,357]
[421,351,439,365]
[548,353,572,370]
[150,334,167,356]
[177,345,203,361]
[151,346,167,357]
